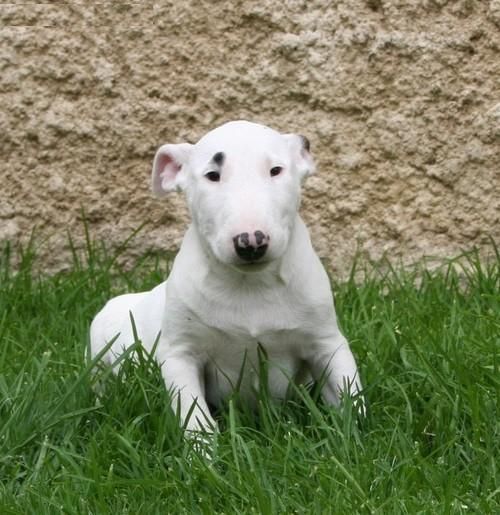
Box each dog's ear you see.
[152,143,193,197]
[283,134,316,179]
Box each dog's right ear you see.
[152,143,193,197]
[283,133,316,180]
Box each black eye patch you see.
[212,152,225,166]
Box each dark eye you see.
[270,166,283,177]
[205,171,220,182]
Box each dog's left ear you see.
[284,133,316,179]
[152,143,193,197]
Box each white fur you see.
[90,121,362,433]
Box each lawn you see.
[0,236,499,514]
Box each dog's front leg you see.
[308,333,363,410]
[160,352,216,434]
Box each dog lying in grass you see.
[90,121,363,434]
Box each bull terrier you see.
[90,121,363,434]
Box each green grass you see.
[0,235,499,514]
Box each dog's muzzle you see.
[233,231,270,262]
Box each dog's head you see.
[152,121,315,270]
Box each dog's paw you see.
[353,394,367,418]
[185,428,219,460]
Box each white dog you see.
[90,121,362,433]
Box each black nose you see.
[233,231,270,262]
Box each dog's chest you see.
[167,265,321,404]
[194,288,310,404]
[187,273,309,337]
[203,330,306,406]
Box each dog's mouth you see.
[232,259,271,273]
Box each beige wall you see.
[1,2,499,275]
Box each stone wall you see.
[1,1,499,274]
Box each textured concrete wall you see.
[1,2,499,274]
